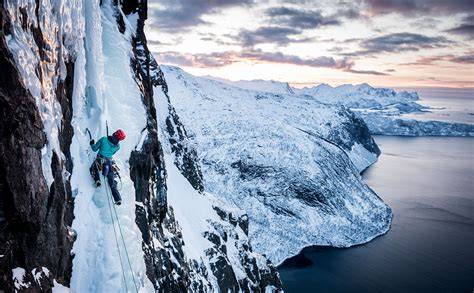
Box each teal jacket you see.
[91,136,120,158]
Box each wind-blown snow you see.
[69,1,152,292]
[156,66,392,264]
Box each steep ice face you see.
[69,1,153,292]
[156,66,392,264]
[1,0,283,291]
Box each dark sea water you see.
[278,136,474,292]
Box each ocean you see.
[278,90,474,292]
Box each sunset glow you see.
[145,0,474,88]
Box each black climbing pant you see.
[90,157,122,202]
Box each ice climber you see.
[89,129,126,205]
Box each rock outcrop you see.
[0,1,75,290]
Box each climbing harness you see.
[103,174,139,292]
[94,158,123,191]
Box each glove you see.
[90,139,95,145]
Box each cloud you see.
[230,6,361,47]
[238,26,313,47]
[148,0,253,32]
[364,0,474,16]
[341,32,450,56]
[445,15,474,39]
[266,7,341,29]
[153,49,388,75]
[449,54,474,64]
[364,33,448,52]
[402,52,474,65]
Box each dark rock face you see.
[164,97,205,193]
[0,3,75,290]
[121,1,182,290]
[333,107,380,156]
[208,206,283,292]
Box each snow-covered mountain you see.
[296,83,422,111]
[0,0,281,291]
[296,83,474,136]
[157,66,392,265]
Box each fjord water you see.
[279,136,474,292]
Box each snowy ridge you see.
[158,65,392,264]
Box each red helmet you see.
[113,129,126,141]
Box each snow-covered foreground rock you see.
[296,83,474,136]
[156,66,393,265]
[1,0,281,291]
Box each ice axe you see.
[85,128,92,141]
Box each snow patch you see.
[52,280,70,293]
[12,267,30,290]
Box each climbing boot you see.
[115,200,122,206]
[94,180,101,188]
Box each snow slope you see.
[157,66,392,265]
[152,74,282,291]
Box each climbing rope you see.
[103,174,129,293]
[111,195,140,292]
[102,174,139,292]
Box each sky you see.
[145,0,474,88]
